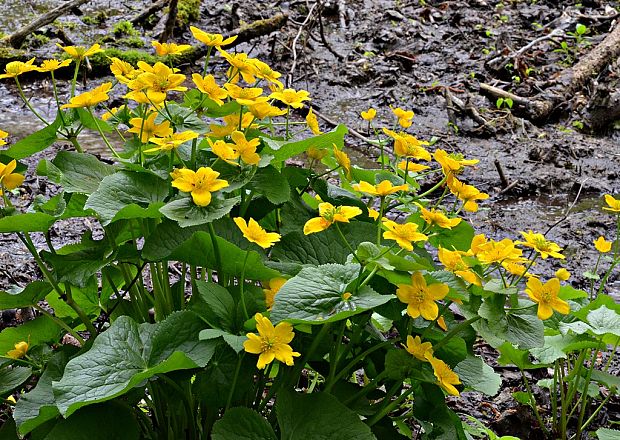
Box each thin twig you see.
[543,178,588,236]
[287,1,319,86]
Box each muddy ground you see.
[0,0,619,437]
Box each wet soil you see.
[0,0,619,437]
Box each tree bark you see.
[0,0,90,49]
[159,0,179,43]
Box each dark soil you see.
[0,0,619,438]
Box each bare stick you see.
[494,159,509,189]
[159,0,179,43]
[130,0,168,27]
[311,107,381,149]
[287,2,319,87]
[1,0,89,48]
[544,179,588,236]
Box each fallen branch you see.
[0,0,90,48]
[159,0,179,43]
[130,0,168,27]
[481,20,620,122]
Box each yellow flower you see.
[145,131,199,153]
[429,357,461,396]
[361,108,377,121]
[152,41,192,56]
[333,146,352,180]
[192,74,228,105]
[37,59,72,72]
[594,236,612,253]
[0,129,8,147]
[170,167,229,207]
[0,58,38,79]
[403,335,433,361]
[57,43,103,60]
[353,180,408,197]
[525,277,570,320]
[447,177,489,212]
[127,112,172,143]
[438,247,481,286]
[398,160,430,173]
[382,219,428,251]
[60,82,112,108]
[306,146,328,161]
[248,102,286,119]
[382,128,431,160]
[555,268,570,281]
[190,27,237,47]
[263,277,287,310]
[396,272,449,320]
[392,107,414,128]
[207,138,239,165]
[209,113,255,137]
[433,149,479,177]
[437,316,448,331]
[230,131,261,166]
[218,49,259,84]
[472,236,523,266]
[234,217,281,249]
[249,58,284,89]
[269,88,311,109]
[223,83,268,106]
[603,194,620,213]
[368,208,380,220]
[243,313,300,369]
[128,61,187,104]
[109,57,139,84]
[306,108,321,135]
[303,202,362,235]
[517,231,564,260]
[101,106,123,122]
[420,207,461,229]
[6,341,28,360]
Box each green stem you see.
[87,108,121,158]
[366,386,415,427]
[65,284,98,336]
[330,341,393,386]
[33,304,84,345]
[414,175,447,200]
[342,370,389,406]
[239,250,251,321]
[225,353,244,411]
[433,316,481,351]
[208,223,223,285]
[377,197,385,244]
[15,78,49,125]
[334,223,362,265]
[576,391,613,435]
[70,60,81,98]
[521,369,549,437]
[574,349,598,439]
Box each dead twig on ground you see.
[1,0,90,49]
[311,107,382,151]
[130,0,168,27]
[287,2,319,87]
[543,178,588,236]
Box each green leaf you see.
[43,151,117,194]
[591,370,620,390]
[160,196,240,228]
[530,334,601,364]
[4,120,59,159]
[0,366,32,396]
[85,171,168,225]
[384,349,436,382]
[428,220,474,252]
[191,281,236,331]
[506,313,544,349]
[43,401,139,440]
[270,264,391,324]
[0,417,18,440]
[596,428,620,440]
[497,342,542,370]
[52,311,217,417]
[276,390,376,440]
[75,108,113,132]
[261,124,348,163]
[0,316,60,356]
[455,355,501,396]
[212,407,277,440]
[14,350,73,436]
[0,213,56,232]
[0,281,52,310]
[248,165,291,204]
[272,222,377,266]
[142,222,279,280]
[42,240,111,287]
[587,306,620,337]
[199,329,246,353]
[573,295,620,321]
